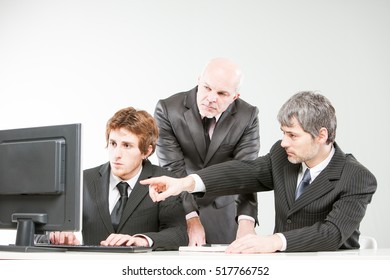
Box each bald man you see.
[154,58,260,246]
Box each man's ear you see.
[317,127,329,144]
[144,145,153,158]
[233,92,241,100]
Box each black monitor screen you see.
[0,123,82,252]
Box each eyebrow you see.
[203,81,230,93]
[109,138,134,146]
[280,126,297,134]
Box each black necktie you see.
[203,117,216,150]
[111,181,129,231]
[295,168,311,200]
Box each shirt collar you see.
[110,166,143,191]
[200,113,222,122]
[301,145,335,181]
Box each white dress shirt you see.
[109,167,153,246]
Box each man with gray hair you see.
[143,91,377,253]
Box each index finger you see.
[139,177,164,186]
[140,177,168,193]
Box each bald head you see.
[200,58,243,92]
[197,58,242,117]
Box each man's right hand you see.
[50,231,80,245]
[140,175,195,202]
[187,217,206,246]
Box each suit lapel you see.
[284,163,301,209]
[288,143,345,214]
[204,106,236,165]
[116,161,151,231]
[290,171,335,213]
[182,89,240,165]
[184,91,207,161]
[96,163,116,232]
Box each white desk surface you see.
[1,248,390,260]
[2,248,389,280]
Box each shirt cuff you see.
[275,233,287,251]
[189,174,206,193]
[134,234,153,247]
[237,215,256,223]
[185,211,199,220]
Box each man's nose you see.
[207,91,218,102]
[280,136,289,148]
[113,146,123,157]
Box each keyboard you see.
[35,244,152,253]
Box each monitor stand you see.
[0,213,66,252]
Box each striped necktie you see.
[295,168,311,200]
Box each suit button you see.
[286,219,292,224]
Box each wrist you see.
[238,219,255,228]
[184,176,196,192]
[134,235,151,247]
[186,211,199,220]
[273,233,285,251]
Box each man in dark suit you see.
[154,57,260,245]
[143,91,377,253]
[50,107,187,250]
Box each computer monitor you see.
[0,123,82,252]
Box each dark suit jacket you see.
[154,86,260,243]
[82,160,188,250]
[196,141,377,251]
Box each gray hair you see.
[277,91,337,144]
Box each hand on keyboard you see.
[50,231,80,245]
[100,233,150,247]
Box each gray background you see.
[1,0,389,248]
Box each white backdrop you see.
[1,0,389,248]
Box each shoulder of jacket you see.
[235,97,258,109]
